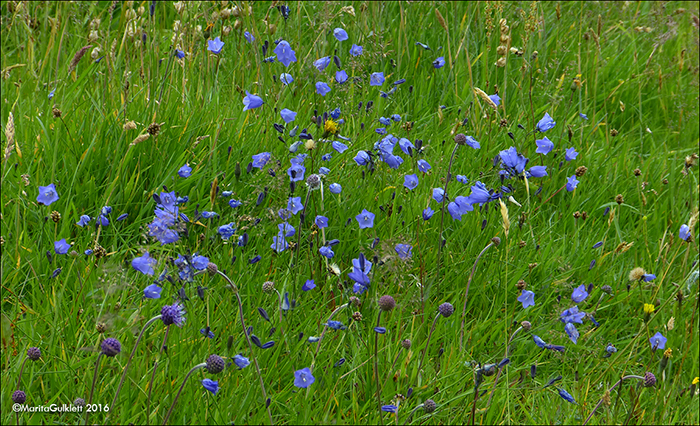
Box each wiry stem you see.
[146,325,170,426]
[583,375,647,425]
[484,326,523,410]
[162,363,206,425]
[459,241,497,350]
[85,352,104,426]
[15,357,28,390]
[401,403,425,425]
[214,270,274,425]
[112,315,163,408]
[417,313,441,376]
[435,144,460,284]
[374,311,384,425]
[312,303,349,363]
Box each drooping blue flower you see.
[649,332,667,350]
[243,91,264,111]
[207,37,225,55]
[565,322,579,344]
[381,405,398,413]
[566,175,579,192]
[54,239,70,255]
[315,216,328,228]
[191,255,208,270]
[560,306,586,324]
[379,116,391,126]
[465,136,481,149]
[330,108,341,119]
[370,72,385,86]
[37,183,59,206]
[536,112,556,132]
[679,224,691,241]
[318,166,330,175]
[287,163,306,182]
[354,151,370,166]
[274,40,297,67]
[423,207,434,220]
[433,56,445,68]
[175,49,185,59]
[571,284,589,303]
[252,152,271,169]
[517,290,535,309]
[293,367,315,388]
[558,388,577,404]
[48,88,56,99]
[535,137,554,155]
[217,223,236,240]
[271,234,287,253]
[466,182,492,205]
[244,31,255,43]
[76,215,91,227]
[499,147,528,175]
[232,354,250,369]
[533,335,547,349]
[456,175,469,184]
[398,138,415,155]
[319,246,335,258]
[288,197,304,215]
[565,147,578,161]
[229,199,242,209]
[280,108,297,123]
[178,164,192,178]
[316,81,331,96]
[333,28,348,41]
[280,73,294,85]
[417,159,431,172]
[314,56,331,71]
[329,183,342,194]
[642,274,656,282]
[101,206,113,215]
[200,328,215,339]
[374,327,387,334]
[326,320,346,330]
[579,113,588,120]
[143,283,162,299]
[432,188,445,203]
[356,209,375,229]
[529,166,548,177]
[335,69,348,84]
[349,44,363,56]
[404,174,419,190]
[489,93,501,107]
[201,379,219,395]
[302,279,316,291]
[395,244,412,259]
[332,141,348,153]
[132,252,157,275]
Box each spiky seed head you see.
[352,311,363,321]
[378,295,396,312]
[306,174,321,190]
[206,262,218,276]
[100,338,121,357]
[73,397,86,407]
[633,168,642,177]
[454,133,467,145]
[629,267,646,281]
[147,122,161,136]
[96,322,107,334]
[573,211,581,219]
[27,347,41,361]
[601,285,613,295]
[575,166,588,177]
[643,372,656,387]
[52,107,62,118]
[401,339,412,350]
[12,390,26,404]
[610,129,618,137]
[615,194,624,205]
[438,302,454,318]
[423,399,437,413]
[262,281,275,294]
[50,211,61,223]
[206,354,225,374]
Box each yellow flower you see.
[643,303,655,314]
[324,119,338,135]
[663,348,672,358]
[693,377,699,385]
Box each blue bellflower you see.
[280,73,294,85]
[535,137,554,155]
[433,56,445,68]
[132,252,157,275]
[356,209,375,229]
[274,40,297,67]
[537,112,556,132]
[350,44,363,56]
[280,108,297,123]
[370,72,385,86]
[293,367,315,388]
[571,284,589,303]
[329,183,342,193]
[404,174,419,190]
[178,164,192,178]
[316,82,331,96]
[517,290,535,308]
[207,37,225,54]
[333,28,348,41]
[314,56,331,71]
[37,183,59,206]
[243,91,264,111]
[335,70,348,84]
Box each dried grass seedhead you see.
[68,45,92,74]
[474,87,498,110]
[3,111,15,162]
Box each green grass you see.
[1,1,699,424]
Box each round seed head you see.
[100,338,121,357]
[575,166,588,177]
[601,285,613,295]
[633,168,641,177]
[629,267,646,281]
[73,397,85,407]
[491,236,501,246]
[438,302,454,318]
[206,262,218,276]
[27,347,41,361]
[401,339,412,350]
[206,354,225,374]
[50,211,61,223]
[423,399,437,413]
[378,295,396,312]
[521,320,531,331]
[306,173,321,190]
[262,281,275,294]
[12,390,26,404]
[454,133,467,145]
[643,372,656,387]
[615,194,624,205]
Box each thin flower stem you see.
[215,270,274,425]
[435,144,460,284]
[162,362,206,425]
[146,325,170,426]
[85,352,104,426]
[111,315,163,409]
[533,183,567,213]
[582,375,645,425]
[374,311,384,426]
[15,357,28,390]
[417,313,441,376]
[312,303,349,363]
[484,326,523,410]
[401,403,425,425]
[459,242,496,351]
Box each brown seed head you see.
[52,107,62,118]
[50,211,61,223]
[352,311,363,321]
[610,129,618,137]
[573,211,581,219]
[615,194,624,205]
[518,240,526,248]
[581,211,588,220]
[516,280,527,290]
[94,244,106,259]
[96,322,107,334]
[575,166,588,177]
[147,122,161,136]
[633,168,642,177]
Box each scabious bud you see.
[423,399,437,413]
[206,262,218,276]
[521,320,531,331]
[262,281,275,294]
[438,302,454,318]
[306,174,321,190]
[100,338,121,357]
[378,295,396,312]
[454,133,467,145]
[12,390,26,404]
[401,339,412,350]
[206,354,225,374]
[643,372,656,387]
[491,236,501,246]
[73,397,85,407]
[601,285,613,294]
[27,347,41,361]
